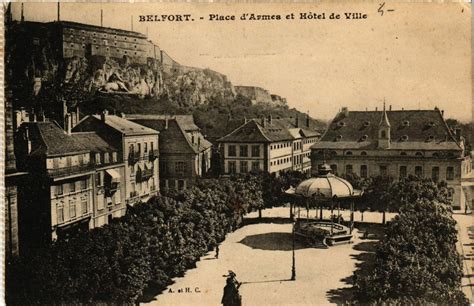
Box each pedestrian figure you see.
[363,229,369,239]
[215,244,219,259]
[222,271,242,306]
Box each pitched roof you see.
[73,132,119,153]
[131,118,211,154]
[218,117,322,143]
[25,122,89,157]
[25,122,120,157]
[124,114,200,131]
[90,115,158,135]
[312,109,462,151]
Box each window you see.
[151,142,154,152]
[69,200,76,219]
[415,166,423,177]
[251,161,260,172]
[240,161,248,173]
[228,161,236,174]
[360,151,367,156]
[69,182,76,193]
[57,204,64,223]
[78,154,84,165]
[137,144,141,155]
[112,152,117,163]
[330,164,338,174]
[381,130,386,138]
[95,153,101,164]
[81,179,88,190]
[431,167,440,182]
[228,145,236,157]
[81,201,88,215]
[415,152,423,157]
[252,145,260,157]
[400,152,407,156]
[380,165,388,176]
[360,165,368,178]
[399,166,407,178]
[53,158,59,169]
[178,180,185,190]
[175,161,186,174]
[66,156,72,168]
[240,145,248,157]
[447,188,454,201]
[345,164,353,175]
[446,167,454,180]
[96,172,102,186]
[144,143,148,153]
[345,151,353,156]
[56,184,63,196]
[104,152,109,164]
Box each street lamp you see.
[291,209,296,281]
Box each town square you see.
[3,2,473,305]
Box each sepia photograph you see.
[3,1,473,305]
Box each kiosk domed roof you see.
[295,164,354,198]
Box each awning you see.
[106,169,121,183]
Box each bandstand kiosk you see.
[288,164,363,247]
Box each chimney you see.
[295,116,299,128]
[306,112,310,128]
[455,127,462,140]
[100,110,108,122]
[120,112,125,118]
[65,113,72,135]
[375,107,378,111]
[76,105,80,124]
[441,110,444,117]
[63,100,67,119]
[341,107,349,117]
[389,105,392,111]
[268,115,272,124]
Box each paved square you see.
[144,221,367,306]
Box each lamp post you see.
[291,214,296,281]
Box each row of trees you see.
[6,175,269,305]
[352,177,468,305]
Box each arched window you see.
[432,152,440,158]
[381,130,386,138]
[360,151,367,156]
[330,151,337,156]
[415,152,423,157]
[345,151,353,156]
[400,152,407,156]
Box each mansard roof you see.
[311,108,462,151]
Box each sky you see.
[10,2,472,122]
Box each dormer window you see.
[426,135,434,142]
[360,135,368,141]
[337,121,345,127]
[363,121,370,127]
[400,135,409,142]
[427,121,436,127]
[402,120,410,127]
[335,135,343,141]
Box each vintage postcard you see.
[3,1,473,305]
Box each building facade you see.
[310,106,470,210]
[127,114,212,190]
[73,112,160,205]
[218,116,320,176]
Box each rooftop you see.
[90,114,159,136]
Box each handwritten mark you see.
[378,2,395,16]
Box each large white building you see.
[310,106,472,210]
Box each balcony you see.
[128,152,140,165]
[47,162,95,178]
[149,149,159,161]
[136,168,154,182]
